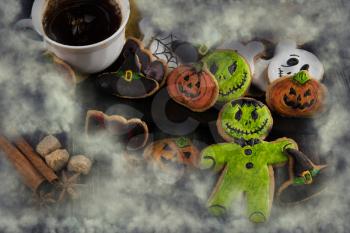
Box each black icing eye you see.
[183,152,191,159]
[300,64,310,71]
[163,144,172,151]
[195,81,200,88]
[289,87,296,95]
[210,63,218,75]
[251,110,258,120]
[228,61,237,75]
[286,57,299,66]
[304,89,311,97]
[184,76,190,81]
[235,109,242,121]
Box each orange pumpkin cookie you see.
[167,64,219,112]
[266,71,327,118]
[143,137,200,173]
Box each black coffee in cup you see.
[43,0,122,46]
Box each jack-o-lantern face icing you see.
[143,137,199,174]
[266,71,327,117]
[202,50,251,102]
[218,98,273,141]
[96,38,167,99]
[167,65,219,112]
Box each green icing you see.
[114,52,144,81]
[202,50,251,102]
[199,139,297,222]
[293,168,320,185]
[220,99,273,141]
[198,44,209,56]
[115,69,143,81]
[292,71,310,85]
[199,98,300,222]
[175,137,191,148]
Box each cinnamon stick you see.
[14,136,58,183]
[0,135,45,192]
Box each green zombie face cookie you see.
[218,98,273,141]
[202,50,251,102]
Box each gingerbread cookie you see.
[143,137,199,170]
[201,50,252,103]
[199,98,321,222]
[218,41,266,75]
[167,64,219,112]
[46,53,77,86]
[277,148,328,204]
[146,33,206,72]
[143,137,200,183]
[149,34,181,70]
[96,38,167,99]
[266,71,327,117]
[254,40,324,91]
[85,110,148,150]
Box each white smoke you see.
[0,0,349,233]
[0,30,77,135]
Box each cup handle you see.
[14,18,46,49]
[15,18,34,29]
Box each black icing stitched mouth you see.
[283,95,315,110]
[278,67,283,77]
[177,85,201,98]
[281,64,293,68]
[219,71,248,97]
[225,118,268,135]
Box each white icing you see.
[253,58,271,91]
[139,19,185,71]
[267,40,324,84]
[148,33,180,70]
[219,41,265,75]
[253,40,324,91]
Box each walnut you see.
[67,155,92,175]
[45,149,69,172]
[36,135,62,157]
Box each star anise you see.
[32,190,56,210]
[56,171,84,202]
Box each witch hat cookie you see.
[277,148,328,204]
[97,38,167,99]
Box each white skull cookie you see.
[254,40,324,91]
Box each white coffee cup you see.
[17,0,130,74]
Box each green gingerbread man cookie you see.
[202,50,251,103]
[199,98,318,223]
